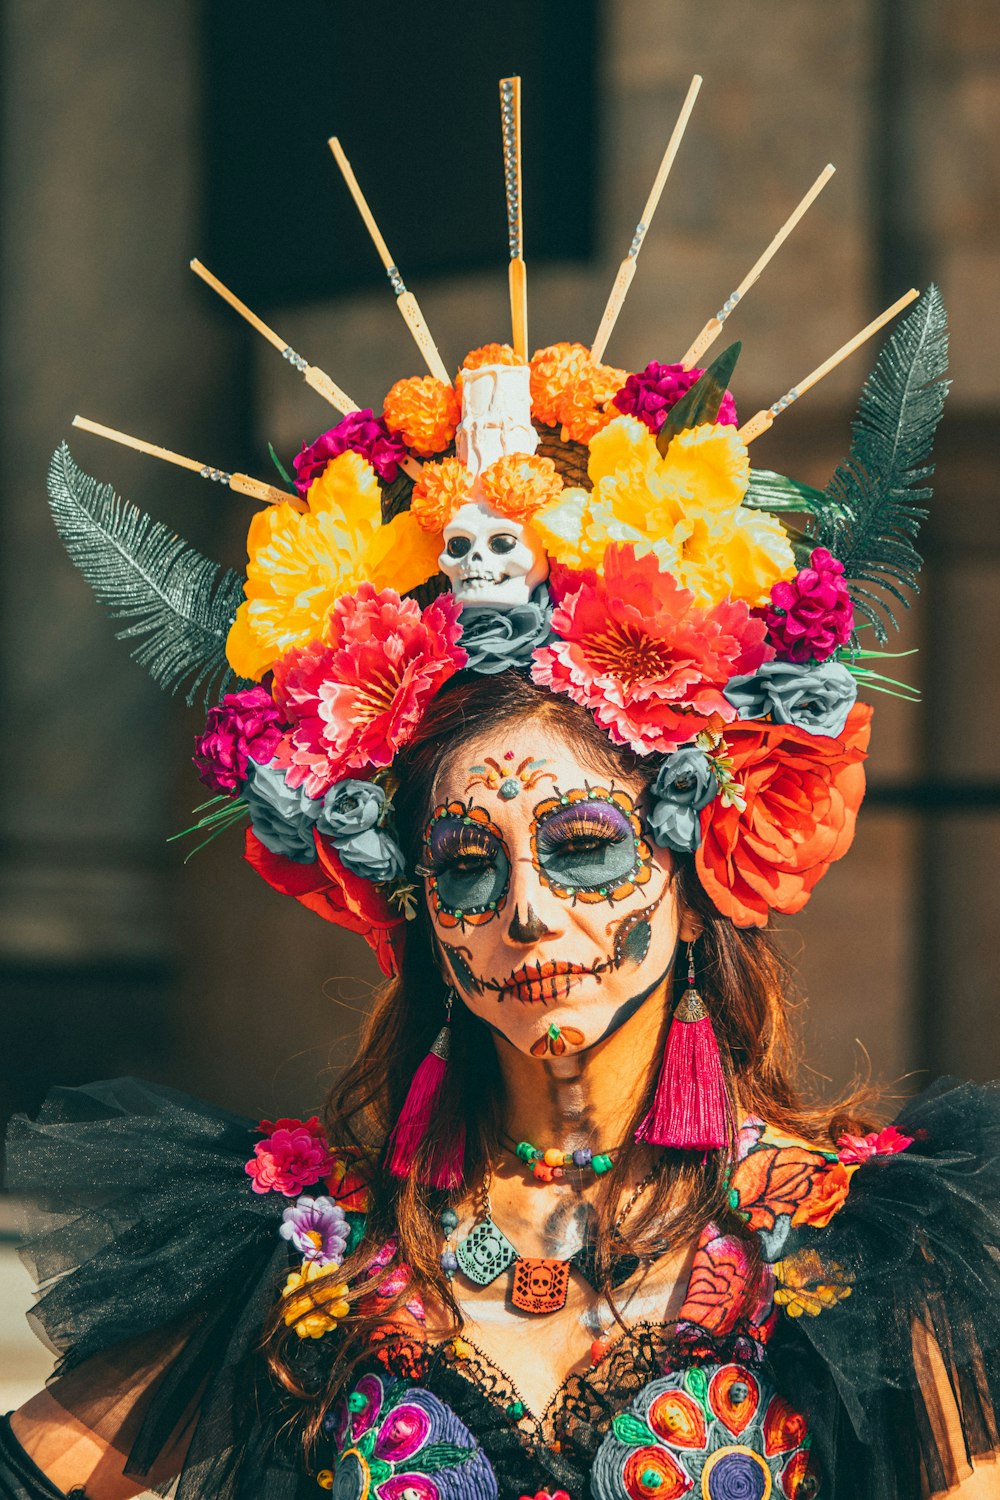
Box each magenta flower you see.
[279,1195,350,1264]
[612,360,738,434]
[293,410,409,493]
[245,1118,335,1197]
[193,686,283,795]
[837,1124,914,1165]
[763,547,854,664]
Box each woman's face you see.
[420,718,691,1058]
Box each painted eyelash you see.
[537,811,628,848]
[427,828,496,867]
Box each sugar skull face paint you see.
[424,722,685,1058]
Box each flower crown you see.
[47,80,949,978]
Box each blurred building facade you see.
[1,0,999,1135]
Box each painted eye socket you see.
[446,536,472,558]
[535,800,637,892]
[488,534,518,555]
[423,806,510,927]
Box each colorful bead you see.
[440,1206,459,1232]
[590,1337,609,1364]
[315,1470,333,1489]
[346,1391,368,1413]
[543,1147,564,1167]
[572,1147,593,1167]
[506,1399,526,1420]
[592,1154,614,1175]
[516,1141,539,1163]
[533,1162,556,1183]
[440,1249,459,1274]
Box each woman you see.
[3,232,999,1497]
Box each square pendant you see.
[456,1219,518,1286]
[511,1257,571,1314]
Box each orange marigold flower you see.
[383,375,461,456]
[529,342,591,427]
[478,454,564,522]
[529,342,627,441]
[409,456,472,532]
[461,342,522,371]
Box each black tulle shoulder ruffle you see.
[5,1078,310,1500]
[769,1077,1000,1498]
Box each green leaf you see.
[745,468,849,521]
[415,1442,477,1473]
[47,443,248,710]
[611,1412,656,1446]
[656,342,742,456]
[811,286,950,642]
[268,442,296,490]
[684,1364,711,1412]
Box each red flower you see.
[244,828,405,977]
[245,1117,334,1197]
[695,703,872,927]
[791,1160,856,1227]
[273,584,466,795]
[293,410,408,492]
[763,547,854,664]
[532,545,772,754]
[837,1124,914,1165]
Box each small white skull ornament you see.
[440,501,549,607]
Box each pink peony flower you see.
[763,547,854,663]
[836,1124,914,1165]
[193,686,283,795]
[612,360,738,434]
[293,410,409,493]
[273,584,467,794]
[245,1117,335,1197]
[531,545,773,755]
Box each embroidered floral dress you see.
[5,1078,1000,1500]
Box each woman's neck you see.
[492,976,673,1152]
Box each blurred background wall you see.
[2,0,999,1155]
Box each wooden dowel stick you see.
[72,416,296,507]
[190,259,359,417]
[738,288,920,444]
[682,163,837,369]
[327,137,450,384]
[591,74,702,363]
[500,77,528,360]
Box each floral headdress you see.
[47,80,949,984]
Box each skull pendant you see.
[510,1257,571,1314]
[455,1218,518,1286]
[439,500,549,608]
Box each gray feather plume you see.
[810,285,950,642]
[47,442,247,709]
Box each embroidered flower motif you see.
[763,546,855,663]
[193,686,283,795]
[791,1160,857,1228]
[532,544,772,755]
[225,451,441,681]
[382,375,461,456]
[281,1259,350,1339]
[280,1195,350,1264]
[293,410,408,492]
[675,1230,759,1337]
[478,454,564,523]
[326,1152,372,1213]
[836,1123,914,1164]
[613,359,739,433]
[696,704,872,927]
[326,1377,498,1497]
[774,1247,854,1318]
[245,1116,334,1197]
[729,1145,827,1234]
[273,585,466,794]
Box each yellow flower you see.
[773,1247,853,1319]
[536,415,795,608]
[282,1259,350,1340]
[226,451,441,680]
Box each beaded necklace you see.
[508,1137,617,1181]
[439,1167,658,1315]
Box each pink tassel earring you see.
[386,990,466,1188]
[636,941,731,1151]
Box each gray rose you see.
[647,746,718,853]
[724,659,857,737]
[243,761,320,862]
[335,826,406,883]
[459,584,554,675]
[316,779,385,843]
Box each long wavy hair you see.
[265,671,875,1441]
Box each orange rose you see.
[695,703,872,927]
[791,1160,857,1228]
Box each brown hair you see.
[264,672,875,1440]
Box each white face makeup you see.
[420,722,684,1058]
